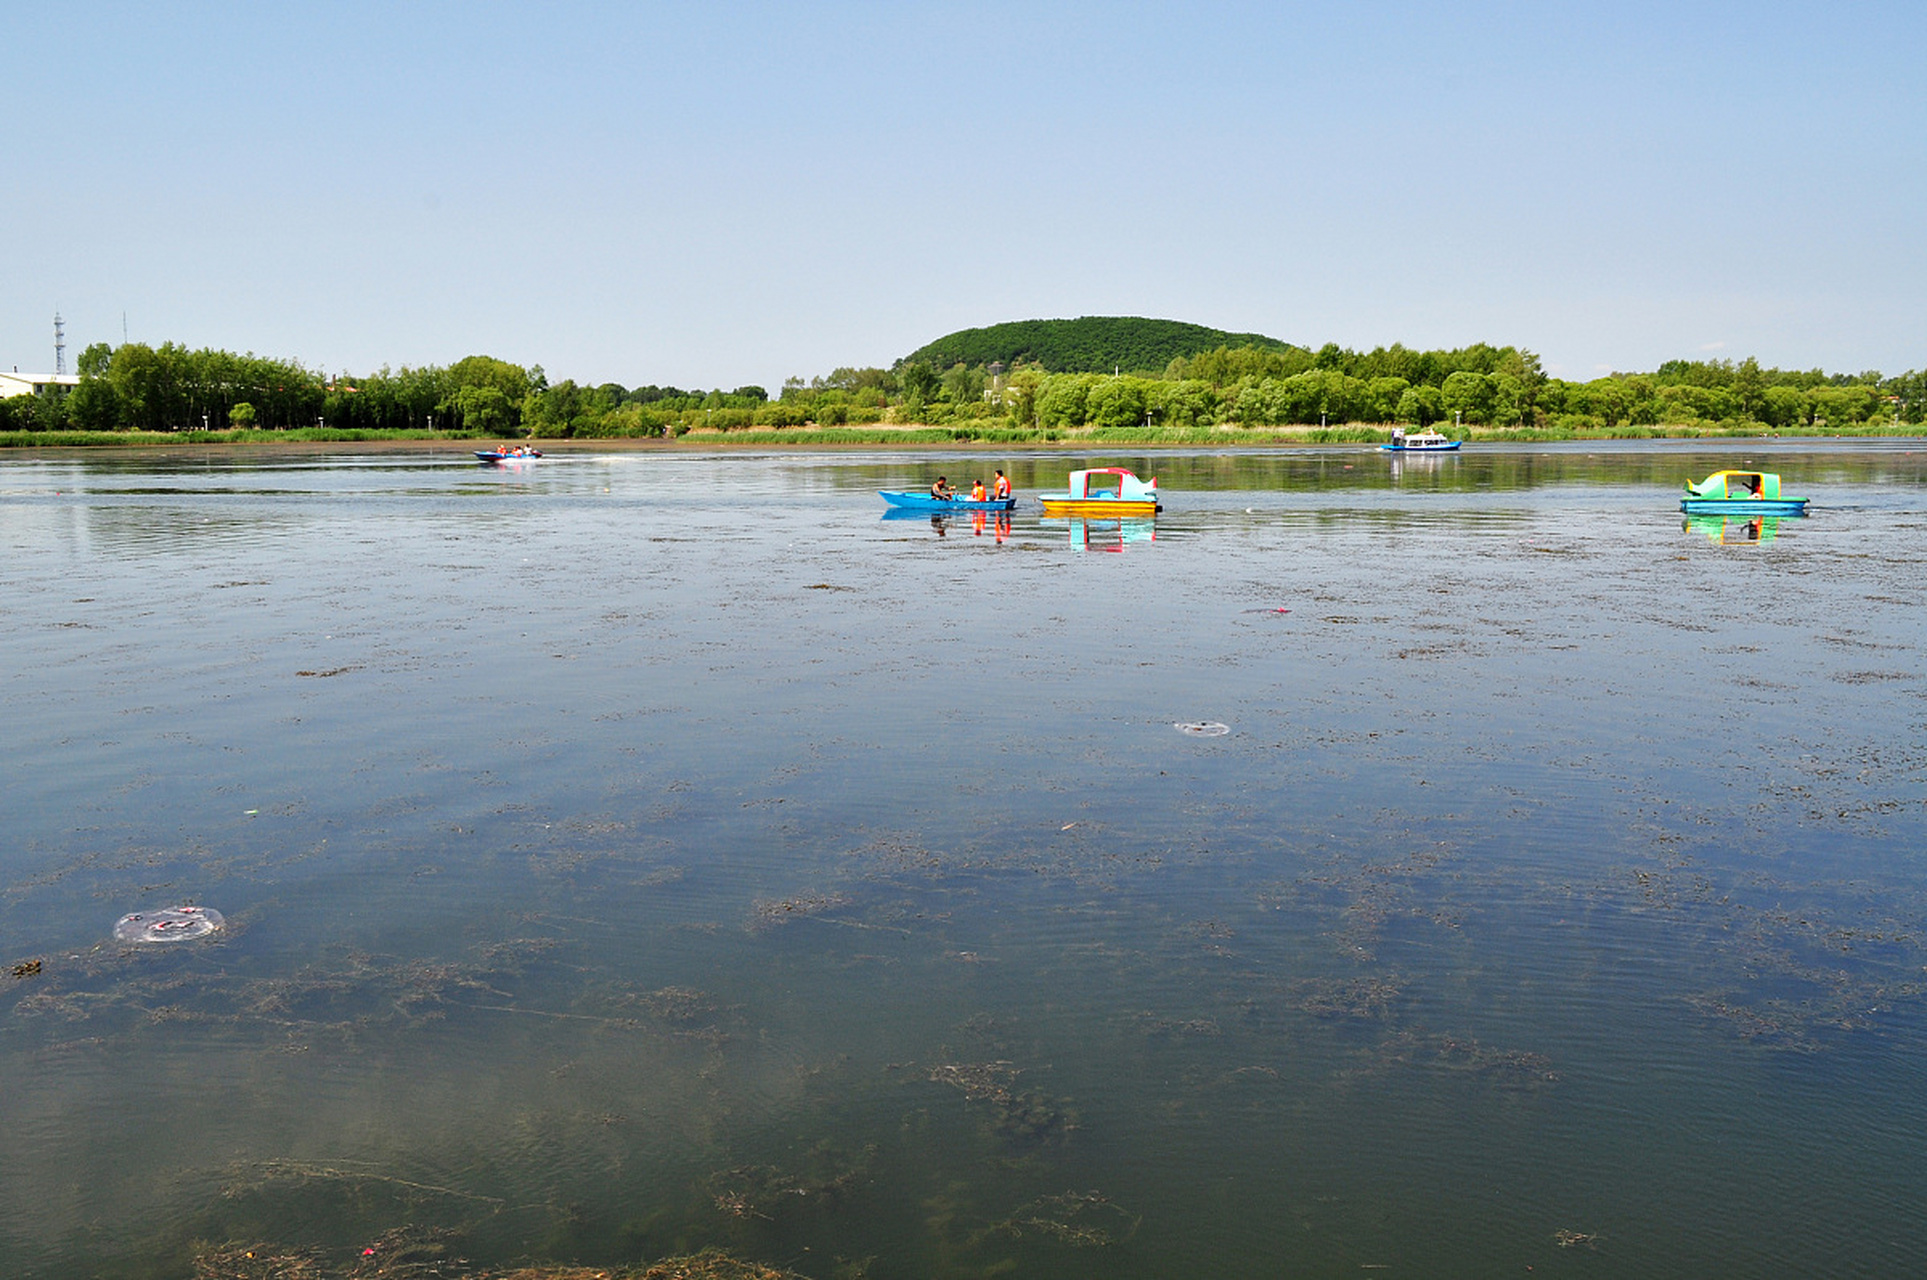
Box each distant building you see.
[0,371,79,398]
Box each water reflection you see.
[1684,514,1787,543]
[1046,516,1157,551]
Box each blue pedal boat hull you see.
[1680,497,1808,516]
[880,491,1018,512]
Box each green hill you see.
[902,317,1296,374]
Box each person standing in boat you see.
[993,469,1011,499]
[930,476,954,500]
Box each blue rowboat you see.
[880,491,1017,512]
[1679,470,1807,516]
[475,449,542,463]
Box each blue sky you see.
[4,1,1922,388]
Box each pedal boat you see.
[1680,470,1807,516]
[879,491,1018,512]
[1037,467,1161,517]
[1380,429,1461,452]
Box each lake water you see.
[2,442,1924,1278]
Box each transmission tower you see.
[54,312,66,375]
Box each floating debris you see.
[928,1060,1019,1104]
[9,959,41,979]
[1175,722,1229,737]
[1129,1011,1223,1039]
[928,1061,1075,1144]
[1363,1030,1558,1088]
[1553,1229,1602,1249]
[704,1146,875,1221]
[973,1190,1139,1248]
[637,1248,809,1280]
[189,1241,326,1280]
[1286,975,1403,1020]
[113,905,224,944]
[748,891,847,931]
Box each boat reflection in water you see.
[969,510,1012,542]
[1685,513,1785,544]
[1046,516,1157,552]
[880,508,1012,541]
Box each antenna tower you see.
[54,312,66,375]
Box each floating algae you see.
[114,904,224,943]
[971,1190,1140,1248]
[748,892,847,931]
[635,1249,811,1280]
[190,1241,327,1280]
[927,1061,1076,1144]
[1357,1029,1558,1088]
[704,1145,875,1221]
[1284,975,1405,1020]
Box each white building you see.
[0,371,80,398]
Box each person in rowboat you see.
[970,479,987,501]
[993,470,1011,499]
[930,476,954,500]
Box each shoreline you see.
[4,423,1924,455]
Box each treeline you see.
[0,342,775,437]
[4,337,1921,438]
[781,343,1924,432]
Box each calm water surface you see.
[2,443,1924,1278]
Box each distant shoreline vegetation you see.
[2,318,1920,445]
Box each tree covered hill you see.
[901,316,1295,374]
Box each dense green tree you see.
[1153,379,1218,428]
[940,363,984,404]
[1087,377,1149,429]
[1036,373,1096,428]
[66,373,122,430]
[899,361,939,412]
[451,385,516,436]
[1395,384,1443,425]
[445,355,532,402]
[1361,376,1410,422]
[77,342,113,378]
[1440,371,1494,425]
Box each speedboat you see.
[1037,467,1160,517]
[1680,470,1807,516]
[1380,429,1461,452]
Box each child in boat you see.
[970,479,987,501]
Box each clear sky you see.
[4,1,1922,389]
